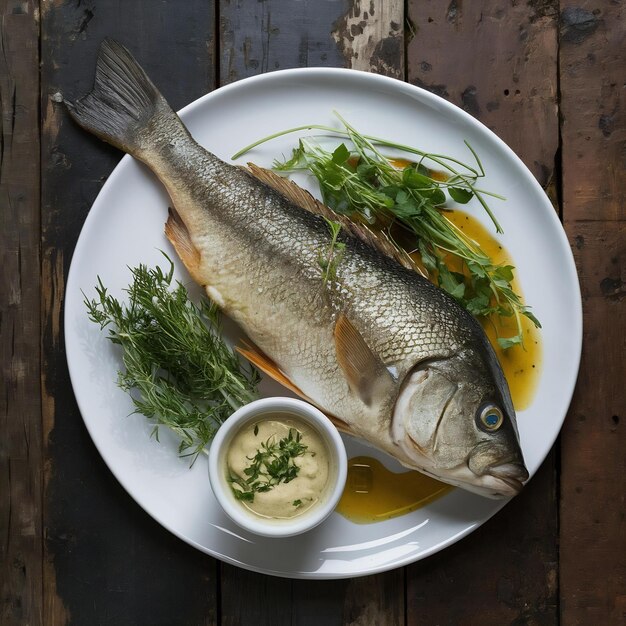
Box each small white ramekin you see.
[208,397,347,538]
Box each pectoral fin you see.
[334,313,395,407]
[164,207,204,284]
[236,341,353,434]
[237,341,307,399]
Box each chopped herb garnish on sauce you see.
[230,428,308,502]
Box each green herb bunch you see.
[234,114,540,348]
[85,256,259,462]
[230,427,308,502]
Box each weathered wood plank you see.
[0,2,42,624]
[559,225,625,625]
[219,568,404,626]
[220,0,404,82]
[332,570,404,625]
[40,2,218,624]
[407,457,558,625]
[220,0,347,82]
[559,1,625,623]
[332,0,404,78]
[405,2,560,623]
[559,4,624,224]
[407,0,559,187]
[218,1,406,623]
[219,569,293,626]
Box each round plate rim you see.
[64,66,583,579]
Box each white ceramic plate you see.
[65,68,582,579]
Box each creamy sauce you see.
[226,415,330,520]
[336,456,453,523]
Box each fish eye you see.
[477,404,504,432]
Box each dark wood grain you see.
[334,570,404,625]
[331,0,404,78]
[220,0,347,82]
[219,569,404,626]
[407,458,558,625]
[220,0,404,82]
[0,0,623,623]
[407,0,559,188]
[559,2,625,624]
[0,2,42,625]
[39,2,218,624]
[405,2,560,624]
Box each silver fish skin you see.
[67,39,529,498]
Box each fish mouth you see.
[397,438,530,498]
[485,462,529,496]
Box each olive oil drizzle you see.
[336,457,453,524]
[444,210,541,411]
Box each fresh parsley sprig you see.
[84,255,259,463]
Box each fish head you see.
[391,343,528,499]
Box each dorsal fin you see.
[246,163,427,278]
[236,341,353,434]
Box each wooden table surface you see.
[2,1,624,624]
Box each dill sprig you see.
[84,255,259,463]
[229,428,308,502]
[233,114,540,348]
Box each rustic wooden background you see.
[1,0,624,624]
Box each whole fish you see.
[67,39,529,498]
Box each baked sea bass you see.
[67,39,529,498]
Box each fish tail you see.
[65,39,180,158]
